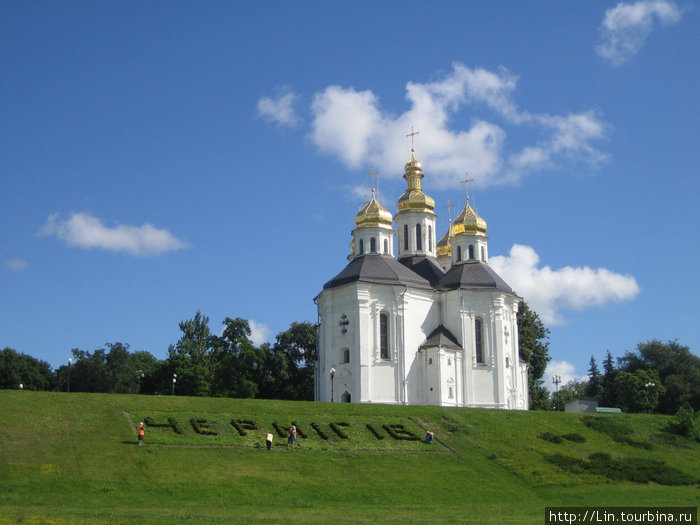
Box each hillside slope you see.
[0,391,697,524]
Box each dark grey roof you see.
[419,325,463,350]
[398,255,445,287]
[323,254,433,290]
[436,261,514,293]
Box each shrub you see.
[581,416,652,449]
[366,424,384,440]
[329,422,350,439]
[545,452,697,485]
[310,422,329,440]
[443,420,470,435]
[230,419,258,436]
[666,405,699,441]
[538,432,563,444]
[190,418,217,435]
[382,424,420,441]
[562,433,586,443]
[144,416,185,435]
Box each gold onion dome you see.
[397,153,436,215]
[436,224,453,257]
[355,192,394,229]
[453,203,487,237]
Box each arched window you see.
[416,223,422,251]
[468,245,474,260]
[359,238,364,254]
[475,318,484,364]
[428,225,432,251]
[481,246,485,261]
[370,237,376,253]
[403,225,409,251]
[342,348,350,364]
[456,245,462,261]
[380,313,389,360]
[384,239,389,254]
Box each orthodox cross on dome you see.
[366,165,379,195]
[406,126,420,154]
[443,199,455,222]
[460,172,474,204]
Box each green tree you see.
[211,317,266,398]
[553,380,587,411]
[617,340,699,413]
[0,348,54,390]
[266,322,317,401]
[585,356,603,400]
[600,350,618,407]
[614,368,665,413]
[517,300,551,410]
[167,311,217,396]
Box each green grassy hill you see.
[1,391,697,524]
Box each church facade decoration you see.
[314,152,528,409]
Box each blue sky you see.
[1,1,698,389]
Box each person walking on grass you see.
[266,431,274,451]
[287,425,297,448]
[138,422,145,446]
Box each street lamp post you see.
[330,368,336,402]
[67,358,72,393]
[645,382,656,413]
[137,370,144,394]
[552,374,562,411]
[172,374,177,396]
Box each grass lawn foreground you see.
[0,391,697,524]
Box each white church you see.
[314,150,529,409]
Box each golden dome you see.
[436,224,453,257]
[396,153,436,215]
[453,203,487,237]
[355,193,394,229]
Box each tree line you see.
[1,312,316,401]
[552,340,700,415]
[1,302,696,416]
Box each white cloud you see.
[544,360,584,392]
[596,0,684,66]
[248,320,271,346]
[7,258,28,271]
[257,90,300,126]
[490,244,641,325]
[307,63,608,188]
[39,212,189,257]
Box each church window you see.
[342,348,350,364]
[428,225,432,251]
[428,358,433,365]
[416,224,422,251]
[403,225,409,251]
[447,358,451,366]
[380,313,389,360]
[359,239,364,254]
[468,245,474,260]
[384,239,389,254]
[475,318,484,364]
[370,237,376,253]
[456,246,462,261]
[481,246,485,261]
[448,386,454,399]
